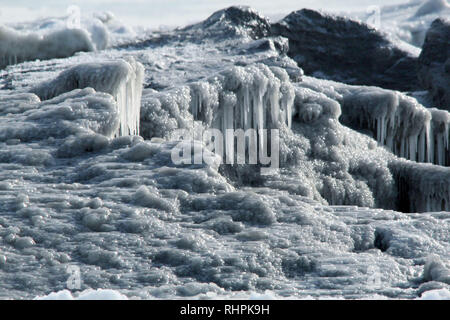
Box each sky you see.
[0,0,409,28]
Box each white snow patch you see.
[36,289,129,300]
[419,289,450,300]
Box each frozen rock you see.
[0,89,121,142]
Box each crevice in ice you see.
[31,58,144,137]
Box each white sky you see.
[0,0,410,28]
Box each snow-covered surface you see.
[0,1,449,300]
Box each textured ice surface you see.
[0,2,449,300]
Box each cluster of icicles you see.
[340,87,450,167]
[189,64,295,159]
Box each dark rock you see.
[271,9,419,91]
[418,18,450,110]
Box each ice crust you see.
[0,2,449,300]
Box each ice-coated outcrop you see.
[0,26,94,69]
[31,58,144,136]
[270,9,419,91]
[418,18,450,110]
[140,87,193,140]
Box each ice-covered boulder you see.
[418,18,450,110]
[271,9,419,91]
[0,26,94,69]
[31,58,144,136]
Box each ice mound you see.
[140,87,193,140]
[419,288,450,300]
[0,26,94,69]
[1,10,138,70]
[418,18,450,110]
[271,9,419,91]
[32,58,144,136]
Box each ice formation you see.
[0,26,94,69]
[32,58,144,136]
[390,159,450,212]
[0,2,449,300]
[189,64,294,163]
[0,9,144,70]
[298,77,450,166]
